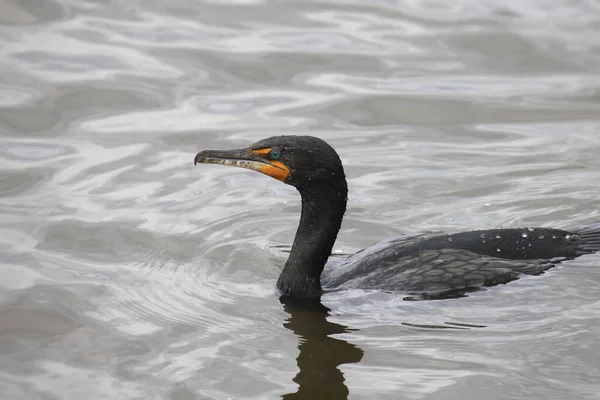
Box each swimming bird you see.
[194,135,600,299]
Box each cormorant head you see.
[194,135,346,192]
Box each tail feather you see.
[575,223,600,255]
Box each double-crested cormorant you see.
[194,135,600,299]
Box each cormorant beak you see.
[194,147,290,182]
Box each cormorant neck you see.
[277,182,348,298]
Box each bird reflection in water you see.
[280,296,363,400]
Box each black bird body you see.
[194,135,600,299]
[323,227,600,297]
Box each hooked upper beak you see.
[194,147,290,182]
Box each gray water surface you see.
[2,0,600,399]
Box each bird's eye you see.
[269,149,281,160]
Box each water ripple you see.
[1,0,600,399]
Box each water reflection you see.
[280,297,363,400]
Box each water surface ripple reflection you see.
[1,0,600,399]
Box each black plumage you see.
[194,135,600,299]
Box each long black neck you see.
[277,182,348,298]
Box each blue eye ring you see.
[269,149,281,160]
